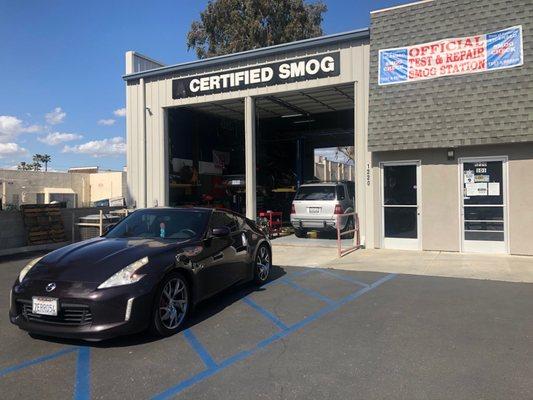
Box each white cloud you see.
[0,142,28,158]
[0,115,41,142]
[38,132,83,146]
[45,107,66,125]
[98,118,116,126]
[113,108,126,117]
[63,136,126,157]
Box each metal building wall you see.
[125,38,371,213]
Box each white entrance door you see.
[381,161,421,250]
[460,157,508,253]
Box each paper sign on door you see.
[488,182,500,196]
[466,182,488,196]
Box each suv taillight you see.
[291,204,296,214]
[334,204,343,214]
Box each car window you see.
[106,209,210,240]
[233,214,245,229]
[347,183,355,200]
[336,185,346,200]
[210,211,239,232]
[294,186,336,201]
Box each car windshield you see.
[106,209,210,240]
[295,186,336,201]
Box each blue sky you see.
[0,0,410,171]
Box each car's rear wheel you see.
[253,244,271,285]
[343,217,355,239]
[150,272,189,337]
[294,228,307,238]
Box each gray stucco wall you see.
[368,0,533,151]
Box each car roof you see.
[139,207,245,216]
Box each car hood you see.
[25,237,184,283]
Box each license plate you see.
[308,207,321,214]
[32,297,58,316]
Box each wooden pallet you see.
[20,204,67,245]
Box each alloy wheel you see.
[159,278,188,329]
[256,246,271,282]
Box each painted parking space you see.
[2,255,533,399]
[0,257,395,400]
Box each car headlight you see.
[97,256,149,289]
[19,256,44,283]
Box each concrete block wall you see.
[0,211,27,249]
[0,206,123,252]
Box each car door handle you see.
[213,253,224,261]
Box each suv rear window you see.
[295,186,336,201]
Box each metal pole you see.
[336,214,341,257]
[99,209,103,236]
[244,96,256,220]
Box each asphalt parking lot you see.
[1,254,532,400]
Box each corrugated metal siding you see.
[132,54,165,73]
[368,0,533,151]
[126,40,369,207]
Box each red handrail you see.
[336,212,360,257]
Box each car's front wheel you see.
[150,272,189,337]
[253,244,271,285]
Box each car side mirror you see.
[211,226,230,237]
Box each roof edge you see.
[371,0,434,15]
[122,28,369,81]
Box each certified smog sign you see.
[378,26,523,85]
[172,52,340,99]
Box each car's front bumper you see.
[9,280,155,341]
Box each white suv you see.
[290,181,355,238]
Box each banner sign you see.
[172,52,340,99]
[378,26,523,85]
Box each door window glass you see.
[463,161,503,205]
[384,207,417,238]
[463,160,504,244]
[383,166,417,205]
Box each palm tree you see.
[31,154,51,171]
[17,161,32,171]
[40,154,51,171]
[32,161,42,171]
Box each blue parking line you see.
[74,347,91,400]
[152,273,397,400]
[0,347,77,378]
[262,267,317,288]
[315,268,370,288]
[242,297,288,331]
[183,329,217,370]
[283,278,336,305]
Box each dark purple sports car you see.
[9,207,271,340]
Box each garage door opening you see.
[255,84,355,224]
[166,101,246,213]
[165,83,355,230]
